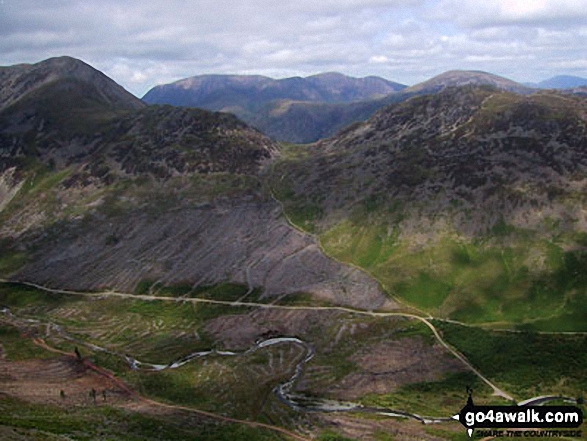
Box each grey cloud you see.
[0,0,585,96]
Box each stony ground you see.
[17,202,392,311]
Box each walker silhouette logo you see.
[452,391,583,438]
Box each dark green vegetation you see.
[0,324,55,361]
[0,396,285,441]
[0,283,289,422]
[1,275,586,439]
[436,322,587,399]
[319,231,587,329]
[273,86,587,330]
[0,282,243,363]
[362,372,494,416]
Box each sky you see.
[1,0,586,97]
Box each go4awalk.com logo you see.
[452,392,583,438]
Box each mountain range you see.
[143,72,406,107]
[143,69,543,143]
[143,72,407,143]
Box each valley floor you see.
[0,279,585,440]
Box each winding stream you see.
[113,333,453,423]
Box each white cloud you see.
[369,55,390,64]
[435,0,587,27]
[551,59,587,69]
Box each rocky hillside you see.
[279,86,587,233]
[0,56,389,310]
[273,85,587,324]
[0,58,277,177]
[4,56,586,322]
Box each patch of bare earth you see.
[205,308,343,349]
[327,337,466,400]
[0,356,131,407]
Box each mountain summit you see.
[0,56,144,113]
[0,56,275,177]
[406,70,531,95]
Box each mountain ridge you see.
[143,71,406,107]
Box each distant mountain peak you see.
[308,72,348,79]
[41,55,90,67]
[407,70,530,95]
[537,75,587,89]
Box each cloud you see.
[369,55,391,64]
[0,0,585,96]
[434,0,587,28]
